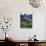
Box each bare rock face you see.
[29,0,42,8]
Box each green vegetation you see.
[20,20,32,28]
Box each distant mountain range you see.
[20,14,32,21]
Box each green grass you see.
[20,20,32,28]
